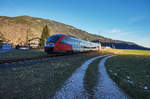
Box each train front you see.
[44,34,62,53]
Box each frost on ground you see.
[53,55,106,99]
[94,56,130,99]
[53,55,130,99]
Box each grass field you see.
[84,57,103,98]
[0,53,101,99]
[104,49,150,99]
[0,49,48,59]
[1,48,150,99]
[101,49,150,55]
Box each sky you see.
[0,0,150,47]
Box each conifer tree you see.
[40,25,50,48]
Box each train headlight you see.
[45,42,55,47]
[48,42,55,47]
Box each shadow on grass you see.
[0,53,100,99]
[105,55,150,99]
[83,57,103,98]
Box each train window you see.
[61,38,68,44]
[47,35,61,44]
[61,38,78,45]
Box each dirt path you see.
[94,56,130,99]
[52,55,130,99]
[53,55,107,99]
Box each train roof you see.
[51,34,66,37]
[51,34,77,38]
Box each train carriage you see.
[44,34,101,53]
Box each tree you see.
[40,24,51,48]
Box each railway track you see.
[0,52,93,69]
[0,51,97,65]
[0,53,69,64]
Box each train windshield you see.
[46,35,61,44]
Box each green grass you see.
[101,49,150,56]
[0,49,48,59]
[83,57,103,98]
[105,54,150,99]
[0,53,100,99]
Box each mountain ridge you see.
[0,16,149,50]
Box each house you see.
[0,40,13,49]
[1,43,12,49]
[28,37,41,48]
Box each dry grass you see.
[84,57,103,98]
[100,49,150,55]
[0,49,47,59]
[0,53,100,99]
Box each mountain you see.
[0,16,122,44]
[0,16,149,50]
[101,42,150,50]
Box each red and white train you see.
[44,34,101,53]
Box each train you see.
[44,34,101,53]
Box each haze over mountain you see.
[0,16,149,50]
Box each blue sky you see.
[0,0,150,47]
